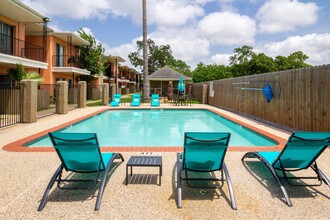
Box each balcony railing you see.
[0,33,44,62]
[52,55,83,68]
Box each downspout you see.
[42,17,49,62]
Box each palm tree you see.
[142,0,149,102]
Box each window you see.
[105,65,111,77]
[0,22,13,55]
[55,78,65,82]
[56,44,65,67]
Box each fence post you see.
[78,81,86,108]
[21,80,37,123]
[188,84,193,95]
[110,84,116,99]
[102,83,109,106]
[56,81,68,114]
[202,83,208,104]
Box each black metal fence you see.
[52,55,83,68]
[68,85,78,110]
[87,85,102,100]
[0,83,24,128]
[0,33,44,62]
[37,84,57,118]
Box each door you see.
[56,44,65,67]
[0,22,13,55]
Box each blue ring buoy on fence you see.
[262,84,274,103]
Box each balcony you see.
[52,55,90,76]
[0,33,47,69]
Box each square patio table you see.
[126,156,162,186]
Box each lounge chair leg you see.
[95,153,124,211]
[242,153,292,207]
[177,153,182,208]
[311,162,330,186]
[116,153,125,162]
[223,163,237,210]
[38,165,62,211]
[261,159,292,207]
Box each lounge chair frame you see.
[131,94,141,106]
[38,133,124,211]
[241,132,330,207]
[110,94,121,107]
[151,94,160,107]
[177,132,237,210]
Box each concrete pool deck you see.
[0,104,329,219]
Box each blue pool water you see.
[26,109,277,147]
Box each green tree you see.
[129,39,173,74]
[249,53,277,74]
[192,63,232,83]
[287,51,311,69]
[128,39,191,75]
[229,45,254,65]
[167,59,192,77]
[7,64,42,83]
[275,51,311,70]
[229,45,255,77]
[7,64,24,82]
[274,55,291,71]
[77,28,107,82]
[228,46,311,76]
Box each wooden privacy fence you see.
[191,64,330,132]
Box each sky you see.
[22,0,330,71]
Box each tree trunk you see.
[142,0,149,102]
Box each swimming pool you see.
[26,109,277,147]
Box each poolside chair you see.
[177,132,237,209]
[131,93,141,106]
[241,131,330,207]
[151,94,160,107]
[38,132,124,211]
[110,94,121,106]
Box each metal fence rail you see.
[37,84,57,118]
[0,33,44,62]
[87,85,102,100]
[0,83,24,128]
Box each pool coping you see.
[3,106,287,152]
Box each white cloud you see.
[218,0,239,13]
[151,1,204,26]
[210,54,231,66]
[198,12,256,45]
[107,42,138,69]
[151,27,210,62]
[256,33,330,65]
[256,0,319,34]
[22,0,112,20]
[78,27,94,37]
[22,0,204,27]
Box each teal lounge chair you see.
[151,94,160,107]
[131,94,141,106]
[38,132,124,211]
[177,132,237,209]
[242,131,330,206]
[110,94,121,106]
